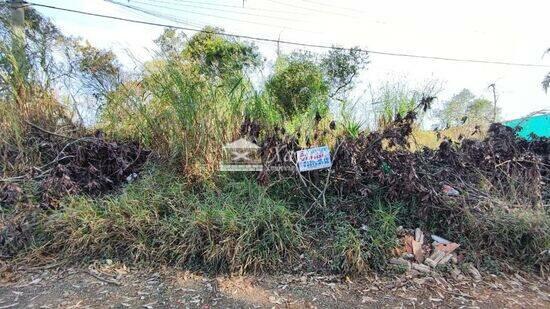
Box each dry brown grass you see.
[410,124,488,150]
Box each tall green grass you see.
[0,23,75,176]
[38,166,304,273]
[100,59,252,177]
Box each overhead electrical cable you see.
[106,0,318,33]
[20,2,550,69]
[124,0,305,23]
[300,0,363,13]
[110,1,205,29]
[140,0,310,16]
[265,0,361,19]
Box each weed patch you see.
[462,208,550,268]
[35,167,303,274]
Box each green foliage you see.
[100,63,248,177]
[337,97,366,138]
[400,196,549,270]
[66,40,121,99]
[333,219,367,274]
[154,28,187,57]
[326,199,402,274]
[183,26,261,80]
[0,7,62,96]
[321,47,368,99]
[0,7,75,175]
[435,88,500,128]
[374,80,437,128]
[342,120,362,138]
[363,199,402,270]
[38,166,303,273]
[265,49,367,119]
[466,98,497,123]
[244,90,284,129]
[3,7,548,277]
[266,54,329,118]
[100,28,262,177]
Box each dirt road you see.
[0,262,548,308]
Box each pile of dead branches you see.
[1,129,150,209]
[332,114,549,211]
[1,128,150,257]
[39,133,149,207]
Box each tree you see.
[266,55,328,117]
[436,89,474,127]
[154,28,186,58]
[320,47,368,99]
[0,6,65,103]
[435,89,500,128]
[0,6,122,125]
[466,98,499,123]
[182,27,261,80]
[66,40,121,101]
[265,48,367,118]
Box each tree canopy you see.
[435,88,500,128]
[266,54,328,117]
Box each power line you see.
[299,0,363,13]
[140,0,311,16]
[112,0,205,29]
[142,0,386,27]
[106,0,317,33]
[23,2,550,69]
[123,0,305,23]
[265,0,361,19]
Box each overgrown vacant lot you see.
[3,124,548,278]
[1,5,549,308]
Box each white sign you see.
[296,146,332,172]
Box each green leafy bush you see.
[266,55,328,117]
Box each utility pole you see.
[9,0,27,109]
[488,83,497,122]
[9,0,25,28]
[9,0,25,45]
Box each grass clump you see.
[400,198,550,270]
[332,219,367,274]
[462,208,550,268]
[363,200,402,269]
[321,199,401,274]
[37,166,303,274]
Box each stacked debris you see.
[390,227,481,281]
[39,133,150,207]
[331,114,549,209]
[0,130,149,209]
[1,131,150,257]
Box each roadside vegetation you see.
[1,8,548,277]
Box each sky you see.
[30,0,550,121]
